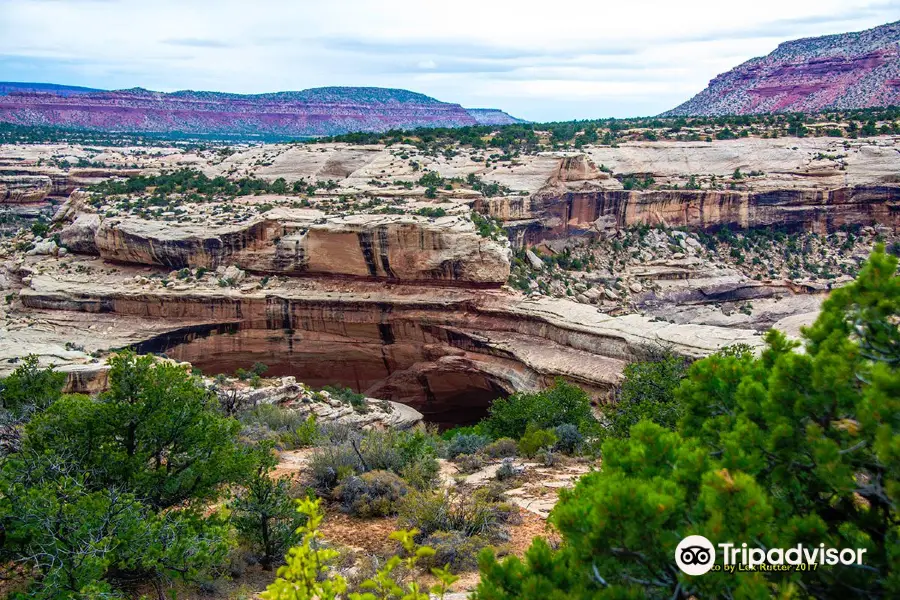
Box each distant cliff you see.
[465,108,525,125]
[0,83,521,138]
[663,20,900,116]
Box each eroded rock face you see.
[0,175,52,203]
[60,213,101,254]
[15,261,773,422]
[486,185,900,245]
[3,136,895,428]
[91,213,510,284]
[94,217,280,269]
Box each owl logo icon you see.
[675,535,716,575]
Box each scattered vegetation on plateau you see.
[321,106,900,154]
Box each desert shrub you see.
[240,403,308,432]
[517,426,558,457]
[483,437,518,458]
[474,482,513,506]
[231,451,305,569]
[321,385,368,412]
[309,443,361,492]
[359,428,439,478]
[398,488,515,542]
[317,420,354,445]
[440,423,486,441]
[385,427,441,489]
[277,415,319,449]
[455,453,485,474]
[553,423,583,454]
[239,422,280,445]
[536,447,559,467]
[239,405,319,449]
[399,456,440,490]
[447,433,489,458]
[494,458,522,481]
[357,428,405,472]
[335,470,409,517]
[483,380,594,440]
[309,427,440,492]
[421,531,492,573]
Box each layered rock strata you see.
[0,84,522,138]
[12,259,767,424]
[664,20,900,115]
[483,185,900,245]
[64,212,510,284]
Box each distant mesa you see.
[465,108,524,126]
[0,82,524,138]
[663,20,900,116]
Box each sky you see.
[0,0,898,122]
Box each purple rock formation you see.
[663,20,900,116]
[0,84,521,138]
[465,108,525,125]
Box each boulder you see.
[223,265,246,283]
[525,249,544,270]
[60,213,101,254]
[27,240,58,256]
[584,287,604,301]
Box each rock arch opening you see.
[134,324,515,429]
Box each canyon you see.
[1,133,897,425]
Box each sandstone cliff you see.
[68,211,511,284]
[481,184,900,245]
[0,175,52,203]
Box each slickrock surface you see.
[664,20,900,116]
[209,375,423,430]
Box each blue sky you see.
[1,0,898,121]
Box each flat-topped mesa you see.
[72,210,511,285]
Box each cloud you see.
[0,0,897,120]
[163,38,236,49]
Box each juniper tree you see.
[475,246,900,599]
[0,351,256,598]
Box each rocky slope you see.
[0,83,520,138]
[664,20,900,116]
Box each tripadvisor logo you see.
[676,535,716,575]
[675,534,868,575]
